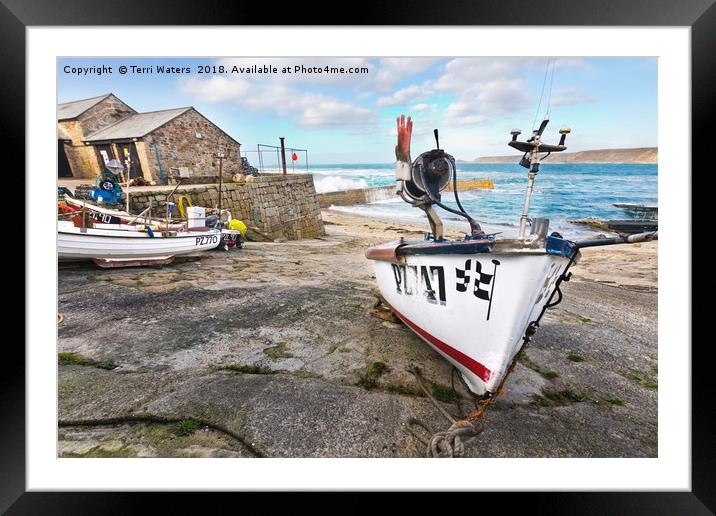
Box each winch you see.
[394,116,484,240]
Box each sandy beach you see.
[57,209,658,458]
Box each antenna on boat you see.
[509,118,570,238]
[510,59,571,239]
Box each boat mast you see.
[509,59,571,239]
[518,127,543,238]
[125,156,131,215]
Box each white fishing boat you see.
[366,114,657,398]
[58,219,221,264]
[64,184,242,250]
[65,195,175,225]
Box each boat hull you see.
[64,197,241,249]
[371,250,573,395]
[57,221,220,261]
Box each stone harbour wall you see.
[128,174,325,240]
[317,185,396,209]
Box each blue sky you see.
[58,57,657,163]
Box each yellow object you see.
[177,195,193,219]
[444,179,494,192]
[228,219,247,236]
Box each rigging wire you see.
[531,58,551,132]
[545,59,557,119]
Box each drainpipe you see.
[153,143,166,185]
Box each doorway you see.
[58,140,72,177]
[94,144,116,170]
[115,142,145,181]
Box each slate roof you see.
[57,93,113,120]
[83,107,193,142]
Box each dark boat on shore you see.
[569,203,657,234]
[612,202,658,217]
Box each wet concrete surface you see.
[58,225,657,458]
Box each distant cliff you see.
[468,147,657,164]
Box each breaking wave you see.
[313,176,368,193]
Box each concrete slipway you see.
[57,213,658,458]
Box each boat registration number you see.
[391,258,501,320]
[195,235,219,246]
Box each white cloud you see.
[376,84,431,107]
[180,57,445,135]
[180,75,251,102]
[432,58,534,126]
[371,58,439,91]
[411,103,437,112]
[180,56,597,147]
[181,74,377,132]
[296,101,377,131]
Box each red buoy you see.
[292,152,298,161]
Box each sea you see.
[306,162,658,238]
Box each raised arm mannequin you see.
[395,114,413,181]
[395,114,412,163]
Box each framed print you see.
[4,0,710,512]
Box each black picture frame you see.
[4,0,708,512]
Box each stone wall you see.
[141,108,243,182]
[59,120,99,179]
[77,95,136,136]
[317,185,396,209]
[128,174,324,240]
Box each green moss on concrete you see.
[225,364,273,375]
[59,352,118,371]
[431,383,458,403]
[175,419,199,436]
[58,352,93,366]
[386,384,426,397]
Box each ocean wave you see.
[311,167,394,178]
[314,176,369,193]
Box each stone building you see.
[58,93,242,182]
[58,94,136,178]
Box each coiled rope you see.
[406,341,528,458]
[407,366,489,458]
